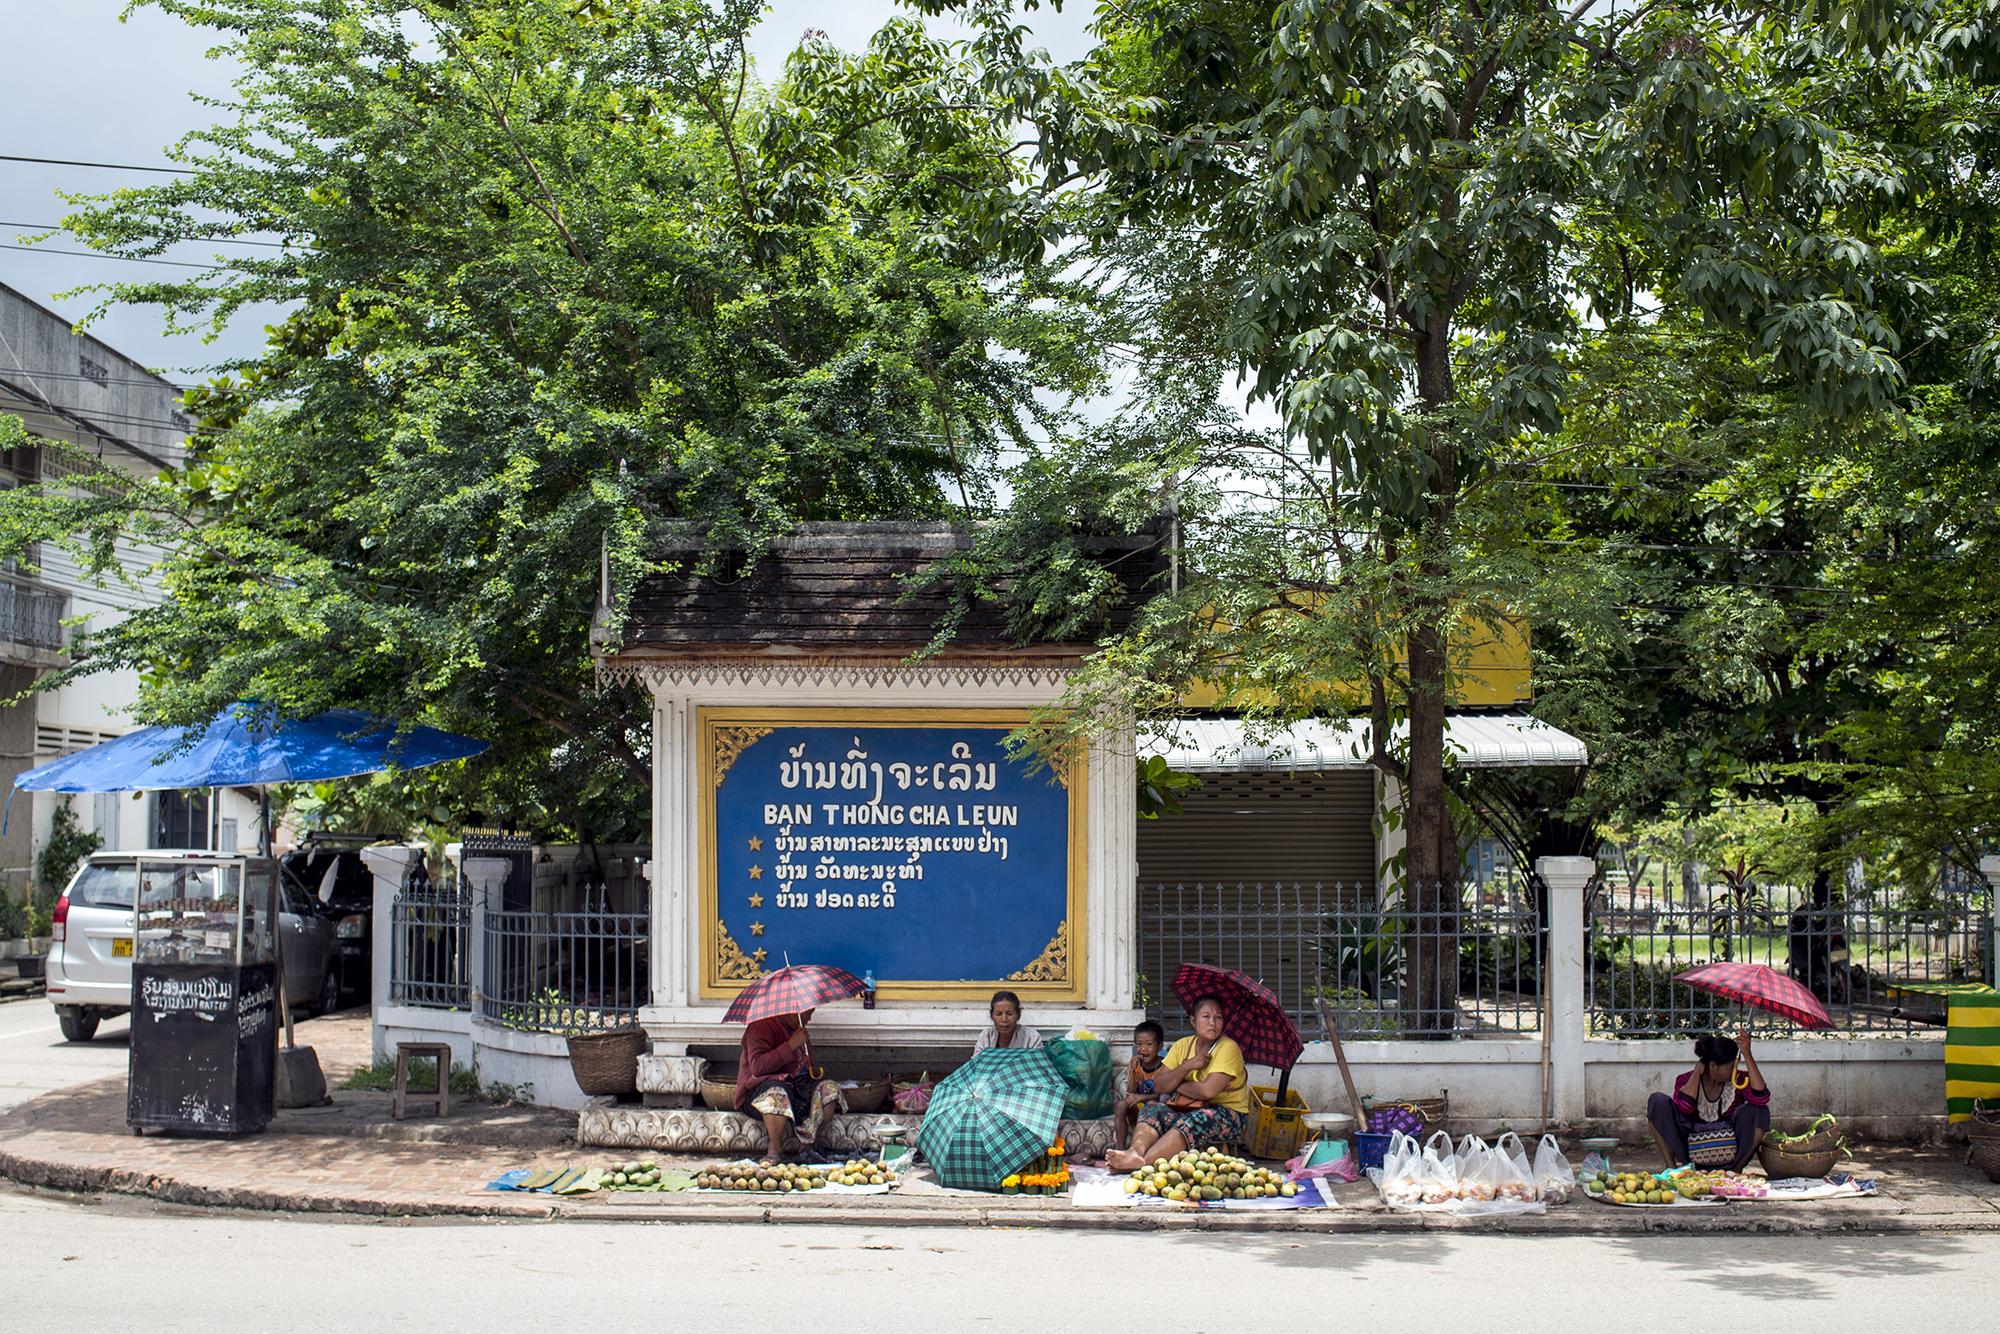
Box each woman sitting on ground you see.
[973,989,1044,1052]
[735,1008,845,1163]
[1105,996,1250,1171]
[1646,1031,1770,1171]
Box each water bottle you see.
[862,969,877,1011]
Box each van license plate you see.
[113,938,132,957]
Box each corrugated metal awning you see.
[1142,714,1588,772]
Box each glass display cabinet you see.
[128,856,281,1136]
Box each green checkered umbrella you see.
[916,1047,1067,1190]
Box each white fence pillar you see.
[463,856,511,1023]
[359,845,423,1060]
[1982,856,2000,990]
[1538,855,1596,1124]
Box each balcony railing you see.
[0,576,66,650]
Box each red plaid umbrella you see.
[722,963,865,1024]
[1171,962,1305,1070]
[1674,962,1834,1030]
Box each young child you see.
[1115,1020,1167,1146]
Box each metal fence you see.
[480,897,648,1033]
[388,877,471,1009]
[1137,881,1545,1039]
[1587,880,1996,1036]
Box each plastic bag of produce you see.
[1042,1038,1114,1120]
[1533,1134,1576,1204]
[1489,1135,1537,1202]
[1460,1145,1504,1202]
[1419,1130,1459,1204]
[1375,1131,1424,1207]
[1452,1133,1490,1180]
[1493,1132,1538,1200]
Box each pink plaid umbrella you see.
[721,964,865,1024]
[1171,962,1305,1070]
[1674,962,1835,1030]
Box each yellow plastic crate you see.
[1246,1085,1310,1161]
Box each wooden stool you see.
[393,1041,454,1120]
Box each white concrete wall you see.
[1259,1035,1943,1140]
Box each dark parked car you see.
[280,838,383,1006]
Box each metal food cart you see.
[128,856,280,1136]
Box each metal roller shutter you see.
[1136,770,1377,887]
[1135,771,1380,1020]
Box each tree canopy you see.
[0,0,1106,839]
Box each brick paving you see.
[4,1010,1999,1230]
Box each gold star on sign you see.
[749,921,765,936]
[748,836,763,852]
[747,893,764,909]
[748,864,764,880]
[751,948,768,965]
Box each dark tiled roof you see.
[605,521,1165,659]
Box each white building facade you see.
[0,282,257,888]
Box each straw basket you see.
[699,1076,738,1112]
[565,1027,645,1097]
[1967,1107,2000,1184]
[838,1079,892,1115]
[1757,1120,1843,1180]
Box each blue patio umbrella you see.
[10,705,487,793]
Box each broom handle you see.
[1314,996,1369,1131]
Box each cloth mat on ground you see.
[1364,1167,1546,1217]
[685,1158,898,1195]
[1714,1173,1877,1201]
[1070,1165,1339,1211]
[486,1166,695,1194]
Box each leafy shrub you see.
[1591,957,1725,1036]
[1458,927,1543,995]
[37,803,102,896]
[1316,986,1404,1038]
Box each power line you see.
[0,154,195,175]
[0,243,224,271]
[2,223,296,251]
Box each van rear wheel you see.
[57,1007,100,1042]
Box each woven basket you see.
[1758,1120,1843,1180]
[699,1076,738,1112]
[1967,1112,2000,1184]
[566,1027,645,1097]
[838,1079,892,1115]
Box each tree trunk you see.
[1402,328,1459,1038]
[1680,826,1701,911]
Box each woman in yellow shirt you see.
[1105,996,1251,1171]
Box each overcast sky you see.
[0,0,1096,385]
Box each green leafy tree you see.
[0,1,1106,839]
[931,0,1949,1031]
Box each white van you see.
[46,851,341,1042]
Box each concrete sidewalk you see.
[3,1013,1998,1231]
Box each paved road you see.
[3,1187,1991,1333]
[0,996,127,1112]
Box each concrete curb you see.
[0,1149,554,1220]
[5,1146,1997,1232]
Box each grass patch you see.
[343,1056,484,1100]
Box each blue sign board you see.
[701,712,1081,999]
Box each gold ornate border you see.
[697,706,1089,1002]
[1006,920,1070,983]
[712,726,773,786]
[714,921,768,981]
